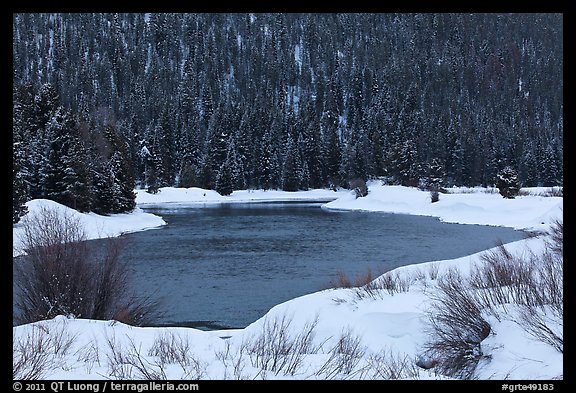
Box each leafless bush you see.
[215,339,250,380]
[516,245,563,353]
[148,331,192,366]
[13,320,77,379]
[13,206,159,326]
[377,270,414,296]
[424,269,491,379]
[104,332,135,379]
[427,264,440,280]
[314,328,366,379]
[362,348,421,379]
[470,225,563,353]
[426,220,563,379]
[13,325,53,379]
[470,242,536,316]
[327,268,375,289]
[74,337,101,374]
[518,187,563,197]
[105,332,169,380]
[147,331,206,378]
[45,320,78,357]
[518,305,563,353]
[246,314,320,376]
[328,268,415,300]
[547,217,563,255]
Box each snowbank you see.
[135,186,345,205]
[323,181,563,231]
[12,199,167,257]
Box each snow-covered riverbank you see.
[13,183,563,380]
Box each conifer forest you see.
[12,13,563,220]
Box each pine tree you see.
[13,143,29,223]
[427,157,447,191]
[389,139,421,187]
[496,166,520,199]
[321,110,342,189]
[281,133,301,191]
[146,157,161,195]
[92,164,117,214]
[540,143,561,187]
[198,155,216,190]
[41,107,92,210]
[215,158,234,196]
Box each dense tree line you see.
[13,13,563,221]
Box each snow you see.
[324,181,563,231]
[135,186,345,206]
[13,184,563,380]
[12,199,167,258]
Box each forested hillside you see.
[13,13,563,219]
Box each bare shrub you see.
[427,264,439,280]
[516,244,563,353]
[74,337,101,374]
[13,206,159,325]
[424,269,491,379]
[327,268,416,300]
[314,328,366,379]
[427,220,563,379]
[104,332,135,379]
[13,320,77,379]
[363,348,421,380]
[377,270,413,296]
[328,271,353,289]
[518,305,563,353]
[327,268,374,289]
[148,331,192,367]
[470,224,563,353]
[147,331,206,378]
[246,314,319,376]
[13,325,53,379]
[349,178,368,198]
[105,332,177,380]
[547,217,563,255]
[215,339,249,380]
[470,242,536,316]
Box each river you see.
[116,202,523,329]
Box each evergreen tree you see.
[41,107,92,211]
[321,110,342,189]
[145,156,161,194]
[496,166,520,199]
[12,14,563,192]
[13,143,29,223]
[198,155,216,190]
[540,143,561,187]
[427,157,447,191]
[281,133,301,191]
[389,139,421,187]
[215,157,234,196]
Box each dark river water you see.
[113,202,523,330]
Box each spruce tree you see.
[496,166,520,199]
[215,158,234,196]
[281,134,300,192]
[13,143,29,223]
